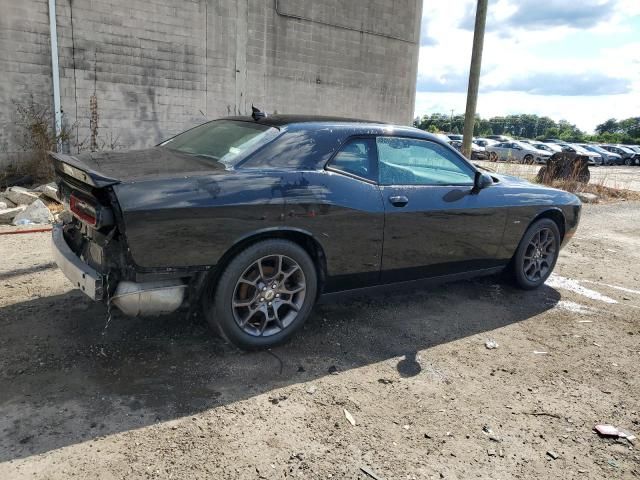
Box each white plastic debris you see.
[344,409,356,426]
[485,339,499,350]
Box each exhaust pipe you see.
[112,280,187,317]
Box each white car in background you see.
[485,140,552,164]
[557,143,604,166]
[531,142,563,155]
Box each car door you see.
[377,136,508,283]
[491,142,505,160]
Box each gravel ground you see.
[1,202,639,479]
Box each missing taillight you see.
[70,193,97,226]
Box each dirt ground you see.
[1,201,639,479]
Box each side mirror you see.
[473,171,493,193]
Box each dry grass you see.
[563,181,640,202]
[477,160,640,203]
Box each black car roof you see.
[223,114,389,127]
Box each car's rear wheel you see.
[511,218,560,290]
[205,239,318,350]
[523,154,534,165]
[624,158,632,166]
[490,151,498,162]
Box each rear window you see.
[159,120,278,167]
[240,127,342,170]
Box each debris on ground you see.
[268,394,288,405]
[485,339,498,350]
[0,206,27,224]
[533,351,549,355]
[12,199,54,225]
[0,196,16,208]
[546,450,559,460]
[576,192,599,203]
[344,409,356,426]
[594,424,636,443]
[34,183,59,202]
[360,465,385,480]
[327,365,339,375]
[3,186,40,205]
[306,385,317,395]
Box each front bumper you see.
[51,223,104,300]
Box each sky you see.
[415,0,640,133]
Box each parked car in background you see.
[531,142,563,155]
[447,134,463,141]
[473,138,498,148]
[543,138,564,144]
[485,140,552,164]
[600,145,640,166]
[450,140,488,160]
[578,144,623,166]
[557,143,603,166]
[50,114,581,349]
[486,135,512,142]
[434,133,453,143]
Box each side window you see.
[328,138,375,180]
[377,137,475,186]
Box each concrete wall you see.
[0,0,422,168]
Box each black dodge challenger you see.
[51,114,581,349]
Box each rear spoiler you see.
[50,152,120,188]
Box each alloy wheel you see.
[522,227,556,282]
[231,255,306,337]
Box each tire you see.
[204,239,318,350]
[511,218,561,290]
[624,158,631,166]
[489,152,498,162]
[524,154,534,165]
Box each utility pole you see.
[450,109,454,133]
[462,0,488,158]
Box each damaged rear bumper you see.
[52,223,186,315]
[51,223,104,300]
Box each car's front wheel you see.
[511,218,560,290]
[205,239,318,350]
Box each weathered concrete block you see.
[0,206,28,224]
[0,194,17,208]
[4,186,41,206]
[34,183,60,202]
[12,199,54,225]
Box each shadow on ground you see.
[0,276,560,462]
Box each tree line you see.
[413,113,640,145]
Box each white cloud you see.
[415,0,640,132]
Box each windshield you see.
[514,141,534,149]
[160,120,278,167]
[566,144,590,154]
[583,145,607,154]
[536,143,562,152]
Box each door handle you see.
[389,195,409,207]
